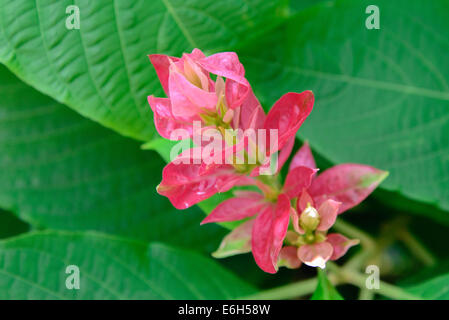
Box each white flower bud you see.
[299,205,320,232]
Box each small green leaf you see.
[311,269,343,300]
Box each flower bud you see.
[299,204,320,232]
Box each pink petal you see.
[277,136,295,172]
[263,91,314,154]
[290,208,305,235]
[147,96,193,139]
[237,90,265,130]
[272,194,292,248]
[225,80,250,109]
[148,54,179,95]
[326,233,360,260]
[201,193,266,224]
[297,190,315,212]
[188,48,207,60]
[182,54,210,90]
[316,199,341,231]
[289,141,317,171]
[239,107,268,177]
[297,242,333,269]
[253,180,276,198]
[251,206,275,273]
[278,246,302,269]
[225,175,256,189]
[212,219,255,258]
[251,194,291,273]
[283,166,317,198]
[199,52,247,84]
[169,71,217,118]
[149,49,206,96]
[240,107,264,158]
[199,52,250,109]
[232,190,264,199]
[308,164,389,214]
[157,159,242,210]
[250,136,294,177]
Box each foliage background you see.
[0,0,448,299]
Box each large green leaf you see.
[0,65,225,252]
[288,0,329,14]
[0,231,256,299]
[240,0,449,220]
[0,0,284,141]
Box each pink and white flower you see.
[203,142,387,273]
[148,49,388,274]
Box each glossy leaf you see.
[0,231,256,299]
[0,0,284,141]
[240,0,449,221]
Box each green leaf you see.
[405,273,449,300]
[0,0,284,141]
[240,0,449,221]
[0,65,225,252]
[141,138,180,163]
[288,0,330,14]
[311,269,343,300]
[0,231,256,299]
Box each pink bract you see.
[148,49,387,274]
[149,49,315,211]
[203,142,386,272]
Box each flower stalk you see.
[241,260,421,300]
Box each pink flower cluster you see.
[148,49,387,273]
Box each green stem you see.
[332,219,376,249]
[345,249,375,271]
[239,277,318,300]
[358,288,375,300]
[397,229,436,267]
[240,262,420,300]
[327,262,421,300]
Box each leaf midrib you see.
[244,56,449,101]
[161,0,199,49]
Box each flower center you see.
[287,203,327,247]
